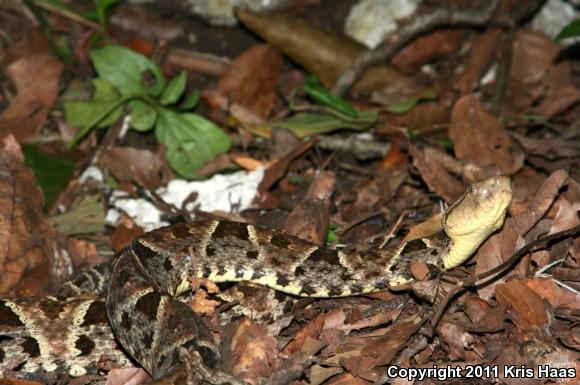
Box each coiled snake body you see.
[0,176,512,382]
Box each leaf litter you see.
[0,1,579,385]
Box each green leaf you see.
[129,100,157,131]
[326,224,337,243]
[93,0,120,26]
[385,89,437,114]
[93,78,121,100]
[160,70,187,105]
[555,19,580,42]
[50,194,105,235]
[250,110,377,138]
[23,145,77,209]
[179,89,201,110]
[90,45,166,97]
[34,0,70,11]
[63,78,123,129]
[386,98,419,114]
[156,110,231,178]
[304,76,358,117]
[95,0,120,14]
[81,9,99,22]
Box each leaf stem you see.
[68,94,142,148]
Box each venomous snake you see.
[0,176,512,383]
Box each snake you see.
[0,176,512,383]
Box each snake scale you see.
[0,176,512,383]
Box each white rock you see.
[345,0,421,49]
[107,168,264,231]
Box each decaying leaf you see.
[495,280,550,336]
[0,136,66,295]
[0,33,63,141]
[449,95,522,176]
[217,44,283,119]
[222,318,279,384]
[237,9,429,99]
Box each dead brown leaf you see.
[409,144,464,204]
[309,365,342,385]
[109,5,185,42]
[522,278,580,309]
[258,138,315,193]
[512,169,569,235]
[339,355,381,382]
[0,46,63,141]
[237,9,426,97]
[378,102,451,135]
[510,30,561,84]
[392,29,464,73]
[222,318,278,385]
[59,235,106,270]
[510,133,580,161]
[449,95,521,175]
[380,137,407,170]
[0,135,65,295]
[110,215,143,252]
[550,197,580,234]
[463,295,492,324]
[203,89,265,129]
[165,49,230,77]
[105,367,150,385]
[0,378,41,385]
[455,29,502,94]
[0,379,44,385]
[495,280,550,336]
[284,170,336,245]
[325,373,372,385]
[437,321,475,360]
[218,44,283,119]
[361,316,422,365]
[346,309,400,331]
[282,311,326,356]
[468,303,506,333]
[475,169,569,299]
[100,146,173,189]
[535,83,580,118]
[231,155,272,171]
[271,129,302,159]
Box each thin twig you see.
[90,114,129,167]
[429,224,580,330]
[380,210,407,248]
[490,27,517,115]
[332,0,545,96]
[290,104,371,124]
[33,1,103,31]
[475,224,580,286]
[332,1,501,96]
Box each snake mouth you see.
[442,176,513,269]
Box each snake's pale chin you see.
[442,176,513,270]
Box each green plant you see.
[90,0,120,44]
[63,45,231,178]
[31,0,120,45]
[555,19,580,42]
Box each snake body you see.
[0,176,512,382]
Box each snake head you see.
[442,176,513,270]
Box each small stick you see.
[332,1,501,96]
[33,1,103,31]
[429,224,580,329]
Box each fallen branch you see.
[332,0,545,96]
